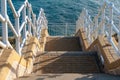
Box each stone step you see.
[33,51,100,73]
[36,51,97,56]
[45,37,82,51]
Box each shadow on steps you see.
[33,51,100,74]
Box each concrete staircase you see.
[36,37,99,73]
[33,51,100,73]
[16,36,120,80]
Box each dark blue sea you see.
[0,0,120,36]
[12,0,99,23]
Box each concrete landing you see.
[16,73,120,80]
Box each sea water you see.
[0,0,120,36]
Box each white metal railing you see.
[76,0,120,55]
[0,0,47,55]
[48,23,76,36]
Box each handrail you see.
[0,14,5,22]
[0,41,6,48]
[18,4,25,16]
[7,18,18,37]
[8,0,18,17]
[20,22,27,33]
[0,0,47,55]
[76,0,120,55]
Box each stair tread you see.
[36,51,97,56]
[33,51,99,74]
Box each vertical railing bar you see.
[108,3,113,42]
[0,0,48,55]
[95,16,98,39]
[8,0,18,18]
[1,0,8,46]
[101,4,106,35]
[118,15,120,53]
[28,4,32,35]
[86,10,88,37]
[33,14,36,36]
[22,5,27,41]
[15,17,21,55]
[88,15,91,44]
[76,1,120,54]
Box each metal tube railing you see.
[108,3,113,42]
[7,18,18,37]
[1,0,9,46]
[22,5,27,41]
[28,4,32,35]
[0,0,48,55]
[32,14,36,36]
[15,17,20,54]
[76,0,120,54]
[119,15,120,52]
[18,4,25,16]
[0,41,6,48]
[8,0,18,18]
[0,14,5,22]
[20,22,26,33]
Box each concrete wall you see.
[0,28,49,80]
[75,28,89,51]
[75,28,120,75]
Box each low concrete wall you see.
[76,28,120,75]
[75,28,89,51]
[40,28,49,51]
[0,48,32,80]
[0,36,40,80]
[0,28,49,80]
[95,36,120,75]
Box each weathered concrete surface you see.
[75,28,120,75]
[16,73,120,80]
[33,51,99,74]
[0,36,41,80]
[75,28,89,51]
[45,36,82,51]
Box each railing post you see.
[95,16,98,38]
[22,5,26,39]
[101,4,106,35]
[15,17,21,55]
[1,0,8,46]
[82,8,86,28]
[85,9,88,35]
[28,4,31,35]
[88,15,91,44]
[33,14,36,36]
[80,13,83,28]
[118,14,120,52]
[108,3,113,42]
[37,9,42,39]
[76,16,80,31]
